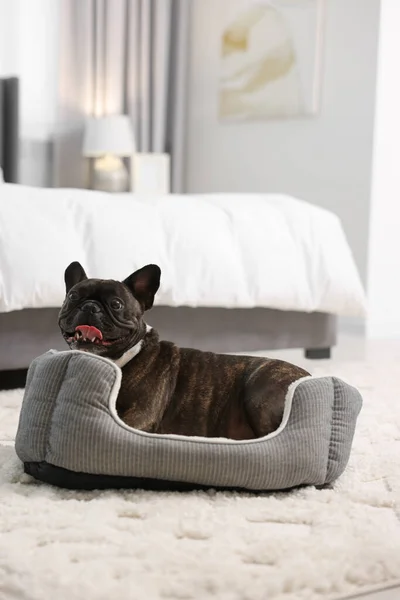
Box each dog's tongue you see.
[75,325,103,341]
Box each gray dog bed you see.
[15,350,363,491]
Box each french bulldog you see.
[58,262,310,439]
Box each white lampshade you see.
[82,115,135,157]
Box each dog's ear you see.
[65,262,88,293]
[123,264,161,311]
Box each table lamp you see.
[83,115,135,193]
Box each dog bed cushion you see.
[15,350,363,491]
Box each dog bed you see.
[15,350,363,491]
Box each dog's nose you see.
[81,301,101,314]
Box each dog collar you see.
[114,324,152,368]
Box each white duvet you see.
[0,184,366,316]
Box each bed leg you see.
[304,348,331,360]
[0,369,28,390]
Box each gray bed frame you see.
[0,306,336,381]
[0,77,336,388]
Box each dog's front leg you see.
[115,379,171,433]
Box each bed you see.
[0,78,365,387]
[0,182,366,389]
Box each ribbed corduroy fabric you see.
[15,351,363,491]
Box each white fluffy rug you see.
[1,360,400,600]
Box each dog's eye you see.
[68,291,79,301]
[111,298,123,310]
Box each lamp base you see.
[92,155,129,193]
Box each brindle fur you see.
[59,262,310,440]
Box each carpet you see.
[0,359,400,600]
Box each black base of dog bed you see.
[24,460,329,495]
[24,461,314,494]
[24,461,265,493]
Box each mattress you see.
[0,184,366,316]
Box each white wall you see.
[18,0,60,141]
[0,0,60,139]
[186,0,381,284]
[366,0,400,338]
[0,0,60,186]
[0,0,20,77]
